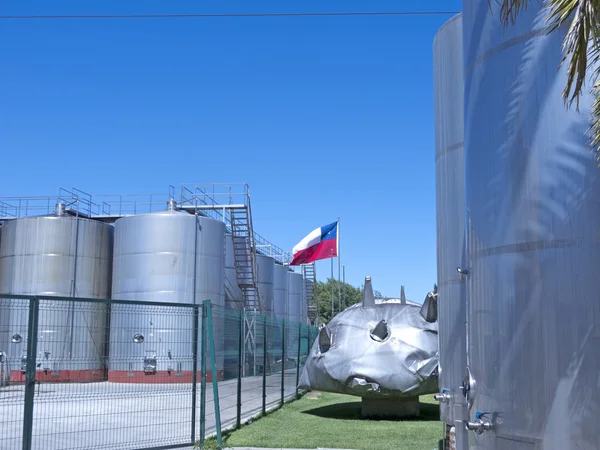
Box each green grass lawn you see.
[203,392,442,450]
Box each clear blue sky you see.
[0,0,461,302]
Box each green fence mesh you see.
[0,294,317,450]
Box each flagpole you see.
[330,249,334,319]
[337,217,341,313]
[343,265,345,309]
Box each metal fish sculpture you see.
[298,276,439,399]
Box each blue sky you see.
[0,0,461,302]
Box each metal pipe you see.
[295,323,302,398]
[22,297,40,450]
[177,204,246,211]
[262,316,267,415]
[199,304,207,446]
[191,306,199,443]
[236,311,243,428]
[280,319,285,406]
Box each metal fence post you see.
[206,300,223,448]
[236,310,243,429]
[22,296,40,450]
[262,316,267,415]
[280,319,285,406]
[295,323,302,398]
[191,305,200,445]
[200,302,207,447]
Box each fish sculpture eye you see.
[370,319,389,342]
[318,324,331,353]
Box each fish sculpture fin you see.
[362,276,376,307]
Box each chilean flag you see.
[290,221,338,266]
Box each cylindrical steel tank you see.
[0,210,113,383]
[256,254,274,316]
[462,2,600,448]
[224,233,243,310]
[109,209,225,383]
[272,264,289,366]
[287,272,303,365]
[433,12,468,449]
[288,272,303,325]
[273,264,289,321]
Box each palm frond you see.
[547,0,600,109]
[496,0,600,160]
[498,0,531,25]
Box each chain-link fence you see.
[0,294,318,450]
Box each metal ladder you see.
[230,205,262,313]
[302,263,317,324]
[229,197,264,376]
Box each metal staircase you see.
[230,205,262,313]
[302,263,318,325]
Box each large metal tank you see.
[273,264,289,321]
[288,272,303,325]
[462,2,600,448]
[0,208,113,383]
[256,254,274,316]
[287,271,303,365]
[224,233,243,310]
[109,207,226,383]
[272,264,289,365]
[433,12,468,449]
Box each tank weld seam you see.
[435,141,464,160]
[465,28,545,77]
[470,238,577,259]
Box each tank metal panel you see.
[299,300,439,397]
[109,212,225,381]
[433,13,468,433]
[273,264,289,320]
[0,216,113,379]
[463,1,600,447]
[256,254,274,316]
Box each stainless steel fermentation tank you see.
[461,1,600,448]
[273,264,288,321]
[272,263,289,363]
[433,12,468,450]
[0,206,113,383]
[109,206,226,383]
[256,254,275,316]
[287,271,303,361]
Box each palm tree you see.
[498,0,600,160]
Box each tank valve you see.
[434,388,452,403]
[464,412,493,435]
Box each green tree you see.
[312,278,384,323]
[497,0,600,159]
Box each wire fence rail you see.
[0,295,317,450]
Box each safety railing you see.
[0,294,317,450]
